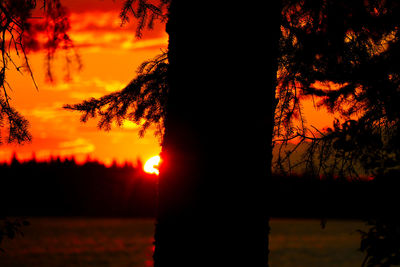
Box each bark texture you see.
[154,2,282,266]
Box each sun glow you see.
[144,155,161,175]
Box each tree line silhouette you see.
[0,155,156,217]
[1,154,399,220]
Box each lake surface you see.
[0,218,367,266]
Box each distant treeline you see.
[0,156,157,217]
[1,156,398,219]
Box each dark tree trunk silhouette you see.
[154,2,282,266]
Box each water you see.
[0,218,154,267]
[269,218,367,267]
[0,218,367,266]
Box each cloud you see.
[70,11,130,32]
[121,120,140,130]
[65,78,125,100]
[62,0,125,13]
[68,10,167,51]
[58,138,95,156]
[19,105,63,123]
[24,9,167,55]
[121,37,168,50]
[0,136,88,162]
[68,92,105,100]
[29,108,59,121]
[46,76,126,101]
[70,27,167,52]
[69,10,167,37]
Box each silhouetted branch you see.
[275,0,400,178]
[64,52,168,139]
[120,0,169,38]
[0,0,78,144]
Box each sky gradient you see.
[0,0,335,164]
[1,0,167,164]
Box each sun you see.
[144,155,161,175]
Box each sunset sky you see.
[1,0,166,164]
[1,0,334,165]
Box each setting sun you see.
[144,155,161,175]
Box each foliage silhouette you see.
[119,0,169,38]
[275,1,400,266]
[359,218,400,267]
[275,0,400,179]
[0,0,79,252]
[0,0,79,144]
[65,52,168,138]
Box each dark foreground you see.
[0,217,367,267]
[1,159,398,219]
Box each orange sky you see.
[1,0,167,165]
[0,0,335,165]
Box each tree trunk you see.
[154,2,281,267]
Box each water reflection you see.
[0,218,367,267]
